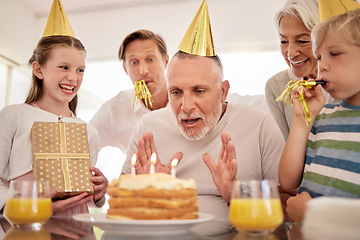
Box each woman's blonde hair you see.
[312,8,360,53]
[25,35,86,115]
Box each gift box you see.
[31,122,94,200]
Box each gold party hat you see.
[319,0,360,21]
[43,0,74,37]
[178,0,215,56]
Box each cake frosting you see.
[106,173,198,220]
[112,173,196,190]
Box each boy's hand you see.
[286,191,312,222]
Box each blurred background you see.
[0,0,289,196]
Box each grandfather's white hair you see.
[166,50,224,85]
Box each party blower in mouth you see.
[276,80,327,126]
[132,80,153,109]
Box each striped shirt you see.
[299,101,360,198]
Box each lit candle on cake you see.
[150,152,156,174]
[171,158,178,178]
[131,153,136,175]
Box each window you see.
[8,66,31,105]
[219,52,288,95]
[0,56,28,109]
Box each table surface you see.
[0,214,304,240]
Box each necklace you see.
[30,102,75,121]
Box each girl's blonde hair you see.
[312,8,360,53]
[25,35,86,115]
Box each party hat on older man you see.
[43,0,74,37]
[178,0,215,56]
[318,0,360,21]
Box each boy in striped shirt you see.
[279,9,360,221]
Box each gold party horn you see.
[276,80,326,126]
[132,80,153,109]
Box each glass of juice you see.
[229,180,284,238]
[4,180,53,229]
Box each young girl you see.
[279,9,360,221]
[0,35,108,216]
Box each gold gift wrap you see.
[31,122,94,200]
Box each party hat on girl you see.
[43,0,74,37]
[319,0,360,21]
[178,0,215,56]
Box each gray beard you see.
[176,100,223,141]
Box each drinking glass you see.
[229,180,283,238]
[4,180,53,229]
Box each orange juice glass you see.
[229,180,283,238]
[4,180,52,229]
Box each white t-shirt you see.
[90,89,150,153]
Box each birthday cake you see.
[107,173,198,220]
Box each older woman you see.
[265,0,335,140]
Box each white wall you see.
[0,0,38,65]
[57,0,284,61]
[0,0,286,64]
